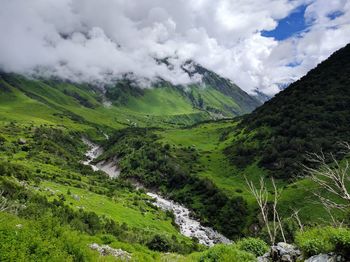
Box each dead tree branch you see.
[245,177,285,244]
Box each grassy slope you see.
[0,123,185,237]
[0,70,262,132]
[40,180,182,236]
[123,87,198,116]
[0,75,215,130]
[156,121,340,226]
[0,121,201,261]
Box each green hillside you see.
[0,67,260,130]
[0,68,262,261]
[225,43,350,179]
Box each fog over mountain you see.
[0,0,350,95]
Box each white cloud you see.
[0,0,349,95]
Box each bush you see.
[235,237,269,256]
[331,229,350,258]
[147,234,171,252]
[295,227,350,257]
[101,234,116,244]
[196,244,256,262]
[0,135,6,145]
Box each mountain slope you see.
[225,43,350,178]
[192,64,261,114]
[0,64,260,129]
[104,64,261,118]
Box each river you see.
[82,139,231,246]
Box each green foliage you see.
[147,234,171,252]
[235,237,269,257]
[227,43,350,178]
[0,212,93,262]
[102,128,248,239]
[295,227,350,257]
[195,244,256,262]
[0,123,200,258]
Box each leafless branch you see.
[303,145,350,206]
[303,142,350,225]
[0,190,10,212]
[291,209,304,232]
[245,176,285,245]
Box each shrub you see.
[235,237,269,256]
[331,229,350,258]
[147,234,171,252]
[101,234,116,244]
[0,135,6,145]
[295,227,350,257]
[197,244,256,262]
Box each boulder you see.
[89,243,131,261]
[258,242,302,262]
[18,138,26,145]
[305,253,344,262]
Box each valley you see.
[1,44,350,261]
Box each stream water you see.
[82,139,231,246]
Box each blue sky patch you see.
[261,5,309,41]
[327,10,344,20]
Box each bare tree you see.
[303,142,350,213]
[245,177,286,245]
[291,209,304,232]
[0,190,10,212]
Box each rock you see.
[305,253,339,262]
[72,194,80,201]
[89,243,131,261]
[18,138,26,145]
[258,242,302,262]
[258,252,270,262]
[281,254,291,261]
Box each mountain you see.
[252,89,271,103]
[0,64,260,131]
[225,43,350,178]
[104,64,261,118]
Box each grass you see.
[0,76,216,130]
[191,85,241,115]
[156,120,338,225]
[0,211,164,262]
[39,180,188,240]
[122,87,198,116]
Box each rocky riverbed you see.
[82,138,120,178]
[147,192,231,246]
[82,139,231,246]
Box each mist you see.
[0,0,349,95]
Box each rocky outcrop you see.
[305,253,345,262]
[89,243,131,261]
[258,243,347,262]
[258,242,302,262]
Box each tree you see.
[303,142,350,223]
[245,177,286,245]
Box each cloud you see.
[0,0,349,95]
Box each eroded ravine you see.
[82,139,231,246]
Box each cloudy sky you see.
[0,0,349,95]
